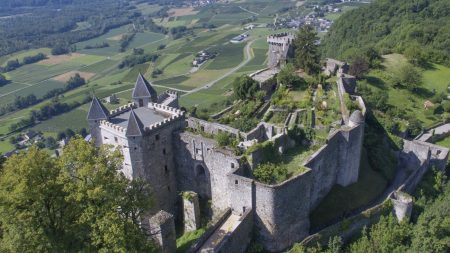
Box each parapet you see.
[99,119,127,134]
[109,102,136,117]
[267,33,295,45]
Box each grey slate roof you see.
[126,109,145,137]
[87,96,110,120]
[132,73,157,99]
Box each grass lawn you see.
[205,43,246,70]
[435,136,450,149]
[179,90,230,109]
[175,228,206,253]
[0,48,51,66]
[362,54,450,127]
[281,145,317,178]
[136,3,162,15]
[0,139,15,154]
[309,148,388,229]
[31,106,90,135]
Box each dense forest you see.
[0,0,137,56]
[321,0,450,65]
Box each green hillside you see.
[321,0,450,65]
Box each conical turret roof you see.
[132,73,157,99]
[87,96,109,120]
[126,109,145,137]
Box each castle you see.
[267,33,295,68]
[87,64,366,252]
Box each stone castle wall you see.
[253,170,312,252]
[129,116,186,215]
[224,121,364,252]
[173,132,241,212]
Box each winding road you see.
[181,39,255,97]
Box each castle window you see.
[138,99,144,107]
[196,148,202,155]
[114,137,118,143]
[167,186,171,192]
[235,180,238,185]
[163,148,166,155]
[134,147,137,150]
[164,165,168,174]
[104,137,108,140]
[155,134,159,141]
[231,163,235,169]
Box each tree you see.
[391,63,422,92]
[294,25,321,75]
[0,138,156,252]
[51,45,69,55]
[215,132,232,147]
[0,74,10,86]
[349,57,369,79]
[233,75,259,100]
[277,63,305,89]
[45,136,58,149]
[66,73,86,90]
[404,43,426,67]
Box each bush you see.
[215,132,232,148]
[253,162,288,184]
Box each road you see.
[181,39,255,97]
[238,6,259,16]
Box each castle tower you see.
[267,33,295,68]
[87,96,109,146]
[124,109,146,179]
[337,110,365,186]
[132,73,158,107]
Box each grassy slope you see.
[361,54,450,127]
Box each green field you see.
[362,54,450,127]
[0,1,283,152]
[435,136,450,149]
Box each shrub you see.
[253,162,288,184]
[215,132,232,148]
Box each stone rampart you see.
[187,208,231,253]
[186,117,241,137]
[244,122,281,142]
[174,132,241,211]
[253,169,312,252]
[215,208,254,253]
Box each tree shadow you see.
[364,75,388,90]
[419,61,436,70]
[413,87,434,98]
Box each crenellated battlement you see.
[267,33,295,45]
[149,102,184,116]
[109,103,136,117]
[142,112,184,134]
[100,119,127,133]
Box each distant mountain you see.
[321,0,450,65]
